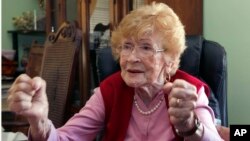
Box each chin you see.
[125,81,145,88]
[123,77,146,88]
[121,71,147,87]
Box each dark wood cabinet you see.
[146,0,203,35]
[45,0,66,33]
[109,0,131,31]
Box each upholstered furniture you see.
[182,35,227,126]
[95,35,228,126]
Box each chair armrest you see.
[216,125,229,141]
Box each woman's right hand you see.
[7,74,49,137]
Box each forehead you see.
[124,33,162,45]
[124,38,152,44]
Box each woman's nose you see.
[127,49,141,62]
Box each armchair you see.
[95,35,228,127]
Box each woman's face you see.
[120,35,171,88]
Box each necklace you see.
[134,95,164,115]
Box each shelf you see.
[8,30,46,35]
[7,30,46,67]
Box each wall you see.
[204,0,250,124]
[2,0,41,50]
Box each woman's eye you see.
[123,44,132,50]
[140,45,153,51]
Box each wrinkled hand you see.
[7,74,48,124]
[163,79,198,132]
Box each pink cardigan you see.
[29,71,223,141]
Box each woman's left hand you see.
[163,79,198,132]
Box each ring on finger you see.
[176,98,181,107]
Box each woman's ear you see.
[165,61,173,73]
[164,61,173,82]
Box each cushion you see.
[179,35,204,77]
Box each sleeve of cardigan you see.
[193,86,224,141]
[28,87,105,141]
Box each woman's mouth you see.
[127,69,144,73]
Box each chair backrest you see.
[40,22,82,128]
[95,35,228,126]
[26,40,44,78]
[201,39,227,127]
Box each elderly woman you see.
[7,2,223,141]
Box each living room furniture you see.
[40,21,83,128]
[25,40,44,78]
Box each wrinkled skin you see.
[120,35,198,132]
[7,74,49,139]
